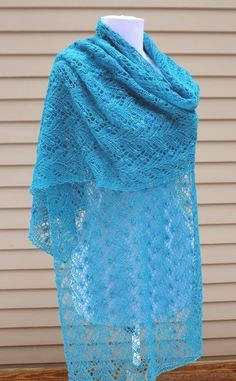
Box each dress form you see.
[101,15,164,77]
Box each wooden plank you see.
[0,308,60,328]
[0,263,235,290]
[1,360,236,381]
[0,225,235,250]
[0,122,38,143]
[198,204,236,224]
[0,302,235,330]
[197,184,236,204]
[0,187,30,208]
[1,77,236,99]
[0,243,236,270]
[0,0,236,9]
[1,120,236,144]
[0,327,63,346]
[199,224,236,245]
[202,264,236,284]
[204,302,236,320]
[0,366,67,380]
[0,321,236,348]
[0,289,58,308]
[1,204,236,229]
[201,244,236,265]
[0,32,236,55]
[0,98,235,122]
[0,339,235,365]
[0,249,53,270]
[0,9,235,32]
[1,163,236,188]
[204,339,236,357]
[195,163,236,183]
[0,142,236,165]
[1,283,236,310]
[1,183,236,208]
[204,284,236,303]
[0,269,55,289]
[0,345,65,365]
[1,55,236,77]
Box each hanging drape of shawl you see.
[28,16,203,381]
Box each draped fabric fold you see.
[28,16,203,381]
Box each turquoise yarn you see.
[28,16,203,381]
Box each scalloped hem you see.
[155,350,203,379]
[67,350,203,381]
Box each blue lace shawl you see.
[28,16,203,381]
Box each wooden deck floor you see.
[0,359,235,380]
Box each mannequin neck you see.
[101,15,146,57]
[100,15,162,73]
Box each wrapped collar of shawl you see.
[28,17,201,261]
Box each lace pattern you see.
[28,16,203,381]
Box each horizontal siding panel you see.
[0,167,33,187]
[0,9,236,32]
[204,302,236,321]
[0,184,234,208]
[0,327,63,347]
[201,244,236,264]
[199,225,236,245]
[4,166,236,190]
[204,284,236,302]
[1,204,236,229]
[0,308,60,328]
[0,187,30,208]
[0,32,236,55]
[1,120,236,144]
[0,226,235,249]
[1,55,236,77]
[0,56,53,77]
[199,99,236,120]
[2,77,236,99]
[199,204,236,224]
[0,290,58,309]
[0,250,53,270]
[197,184,236,204]
[1,283,236,309]
[0,123,38,144]
[1,184,236,209]
[0,269,55,289]
[0,302,235,329]
[0,340,235,365]
[2,321,236,351]
[203,339,236,357]
[1,321,236,348]
[1,243,236,271]
[173,55,236,77]
[1,0,236,9]
[0,99,235,121]
[0,264,235,290]
[1,142,236,165]
[198,121,236,142]
[203,321,236,338]
[1,163,236,187]
[0,345,65,365]
[196,163,236,183]
[198,77,236,98]
[202,264,236,284]
[0,78,47,99]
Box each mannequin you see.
[101,15,165,78]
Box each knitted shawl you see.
[28,17,203,381]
